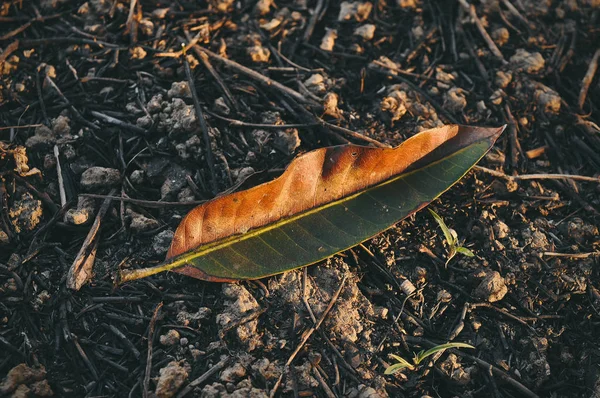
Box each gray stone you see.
[80,167,121,191]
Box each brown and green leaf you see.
[119,124,504,283]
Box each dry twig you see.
[578,48,600,111]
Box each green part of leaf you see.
[416,343,475,363]
[384,362,413,375]
[389,354,414,367]
[121,128,502,282]
[455,246,475,257]
[428,209,455,248]
[385,354,415,374]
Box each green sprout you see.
[429,209,474,266]
[384,342,475,375]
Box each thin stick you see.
[90,111,147,134]
[53,145,67,207]
[303,267,317,324]
[320,120,390,148]
[269,274,347,398]
[312,367,336,398]
[206,109,319,129]
[460,353,539,398]
[458,0,507,63]
[189,45,318,106]
[578,49,600,110]
[0,124,42,131]
[176,356,230,398]
[143,302,163,398]
[79,193,206,207]
[500,0,531,27]
[197,51,239,112]
[126,0,138,44]
[543,251,599,259]
[504,103,521,168]
[474,166,600,183]
[67,190,115,290]
[182,46,218,194]
[303,0,326,42]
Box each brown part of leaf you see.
[167,125,504,264]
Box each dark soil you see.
[1,1,600,397]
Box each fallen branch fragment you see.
[0,124,43,131]
[176,356,230,398]
[143,302,163,398]
[543,251,599,259]
[79,194,206,208]
[66,190,115,290]
[578,48,600,111]
[189,44,319,106]
[320,120,390,148]
[475,166,600,183]
[90,111,147,134]
[458,0,507,63]
[182,47,218,194]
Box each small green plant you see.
[429,209,474,266]
[384,342,475,375]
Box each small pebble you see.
[167,81,191,99]
[25,125,55,150]
[320,28,338,52]
[443,87,467,113]
[127,208,160,232]
[473,271,508,302]
[247,46,270,63]
[153,230,174,255]
[9,192,43,233]
[338,1,373,22]
[494,70,513,88]
[160,329,181,346]
[155,361,188,398]
[52,115,71,136]
[492,27,510,46]
[509,49,545,74]
[353,24,376,40]
[80,167,121,191]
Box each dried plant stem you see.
[458,0,507,63]
[176,356,230,398]
[143,302,163,398]
[320,120,390,148]
[67,190,115,290]
[543,251,599,259]
[53,146,67,207]
[182,49,218,194]
[79,194,205,208]
[90,111,147,134]
[475,166,600,183]
[578,48,600,111]
[206,109,318,129]
[189,45,318,106]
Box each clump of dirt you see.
[155,361,189,398]
[9,191,43,233]
[0,364,53,397]
[216,284,263,352]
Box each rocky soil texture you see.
[1,0,599,397]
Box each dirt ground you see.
[1,0,600,397]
